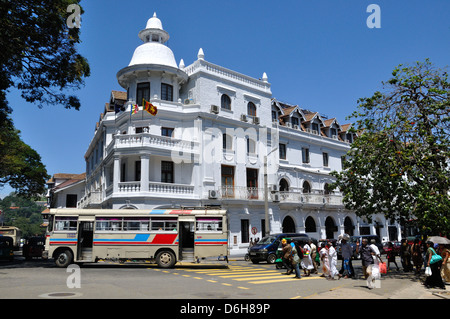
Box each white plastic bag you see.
[425,266,432,277]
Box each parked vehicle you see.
[0,237,14,261]
[248,233,309,264]
[22,236,45,260]
[349,235,384,259]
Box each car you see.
[0,237,14,261]
[249,233,309,264]
[382,241,401,255]
[349,235,384,259]
[22,236,45,260]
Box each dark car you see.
[249,233,309,264]
[349,235,384,259]
[382,241,401,255]
[0,237,14,261]
[22,236,45,260]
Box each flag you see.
[130,104,139,115]
[143,98,157,116]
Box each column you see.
[141,154,150,192]
[113,155,120,193]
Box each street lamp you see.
[264,146,278,236]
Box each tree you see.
[0,0,90,196]
[331,59,450,236]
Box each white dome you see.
[128,42,177,68]
[146,13,163,30]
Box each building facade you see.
[76,14,400,255]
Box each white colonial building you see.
[57,13,400,255]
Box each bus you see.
[0,226,22,251]
[42,208,228,268]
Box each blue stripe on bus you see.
[93,234,150,243]
[149,210,167,214]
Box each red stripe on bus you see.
[169,210,191,214]
[150,234,178,245]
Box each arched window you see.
[344,216,354,236]
[279,178,289,192]
[302,181,311,193]
[325,216,337,239]
[247,138,256,154]
[222,133,233,150]
[221,94,231,110]
[305,216,316,233]
[282,216,295,233]
[324,183,332,195]
[247,102,256,116]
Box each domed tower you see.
[117,13,188,106]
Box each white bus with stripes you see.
[43,208,228,268]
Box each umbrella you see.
[426,236,450,245]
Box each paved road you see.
[0,255,446,300]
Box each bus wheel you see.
[55,249,73,268]
[156,250,176,268]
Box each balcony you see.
[105,133,199,157]
[218,186,263,200]
[275,191,343,206]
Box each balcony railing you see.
[105,133,198,156]
[275,191,343,206]
[219,186,263,200]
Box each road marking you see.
[222,283,232,286]
[291,296,302,299]
[248,276,323,284]
[207,280,218,283]
[193,277,203,280]
[238,286,250,290]
[219,272,279,278]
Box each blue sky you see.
[2,0,449,198]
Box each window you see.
[66,194,77,208]
[96,218,122,231]
[161,127,174,137]
[291,117,299,127]
[196,217,223,232]
[323,152,329,167]
[312,122,319,133]
[303,181,311,194]
[341,155,346,169]
[241,219,249,243]
[247,138,256,154]
[279,143,286,160]
[247,102,256,117]
[279,178,289,192]
[302,147,310,164]
[136,126,148,133]
[137,82,150,105]
[151,217,177,231]
[246,168,258,199]
[305,216,316,233]
[54,217,78,231]
[223,133,233,150]
[221,94,231,110]
[272,110,278,122]
[161,83,173,101]
[121,163,126,182]
[124,218,150,231]
[221,165,234,198]
[161,161,174,183]
[135,161,141,181]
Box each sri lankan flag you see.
[143,98,157,116]
[130,104,139,115]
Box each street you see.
[0,254,446,300]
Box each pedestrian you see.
[310,239,318,274]
[328,241,339,280]
[301,241,314,277]
[411,238,422,274]
[440,244,450,283]
[319,242,330,278]
[369,239,383,283]
[400,239,412,272]
[340,234,354,278]
[356,238,376,289]
[424,241,445,289]
[281,238,293,275]
[385,242,400,271]
[290,240,302,279]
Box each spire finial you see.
[153,12,157,18]
[262,72,268,83]
[179,59,185,69]
[197,48,205,60]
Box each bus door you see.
[178,216,195,261]
[77,216,94,262]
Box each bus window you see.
[151,217,177,231]
[123,218,150,231]
[96,218,122,231]
[196,217,223,232]
[54,217,78,231]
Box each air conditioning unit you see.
[210,105,219,114]
[253,117,260,125]
[208,190,218,199]
[293,125,300,130]
[272,193,280,202]
[270,185,278,192]
[240,114,248,122]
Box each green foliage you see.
[331,59,450,236]
[0,193,46,237]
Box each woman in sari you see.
[440,244,450,283]
[327,241,339,280]
[301,242,315,276]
